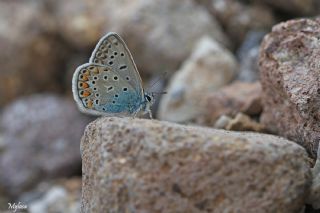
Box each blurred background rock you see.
[0,0,319,212]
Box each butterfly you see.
[72,32,155,118]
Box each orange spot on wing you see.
[82,90,91,97]
[81,82,89,89]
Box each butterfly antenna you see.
[151,91,167,96]
[147,71,168,92]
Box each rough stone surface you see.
[196,0,274,46]
[81,117,311,213]
[259,18,320,158]
[0,94,90,196]
[198,81,262,126]
[158,36,237,123]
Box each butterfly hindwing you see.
[72,63,143,116]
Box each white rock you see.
[158,36,237,122]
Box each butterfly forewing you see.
[89,33,144,100]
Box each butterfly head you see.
[144,93,155,105]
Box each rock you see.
[225,113,267,132]
[306,146,320,209]
[0,94,90,197]
[236,31,266,82]
[0,1,72,106]
[213,115,232,129]
[198,81,262,126]
[48,0,110,49]
[196,0,275,46]
[29,181,81,213]
[81,117,311,213]
[251,0,316,15]
[158,36,237,123]
[105,0,230,74]
[259,18,320,158]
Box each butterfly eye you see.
[123,88,128,92]
[146,95,152,102]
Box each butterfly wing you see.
[89,32,144,100]
[72,63,144,116]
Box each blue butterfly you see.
[72,32,155,118]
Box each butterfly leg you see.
[148,109,153,119]
[132,105,143,118]
[143,102,153,119]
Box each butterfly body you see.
[72,32,154,118]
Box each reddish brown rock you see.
[259,18,320,158]
[198,81,262,126]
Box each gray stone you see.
[0,94,90,196]
[81,117,311,213]
[236,31,266,82]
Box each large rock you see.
[158,36,237,123]
[81,117,311,213]
[0,94,90,197]
[259,18,320,158]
